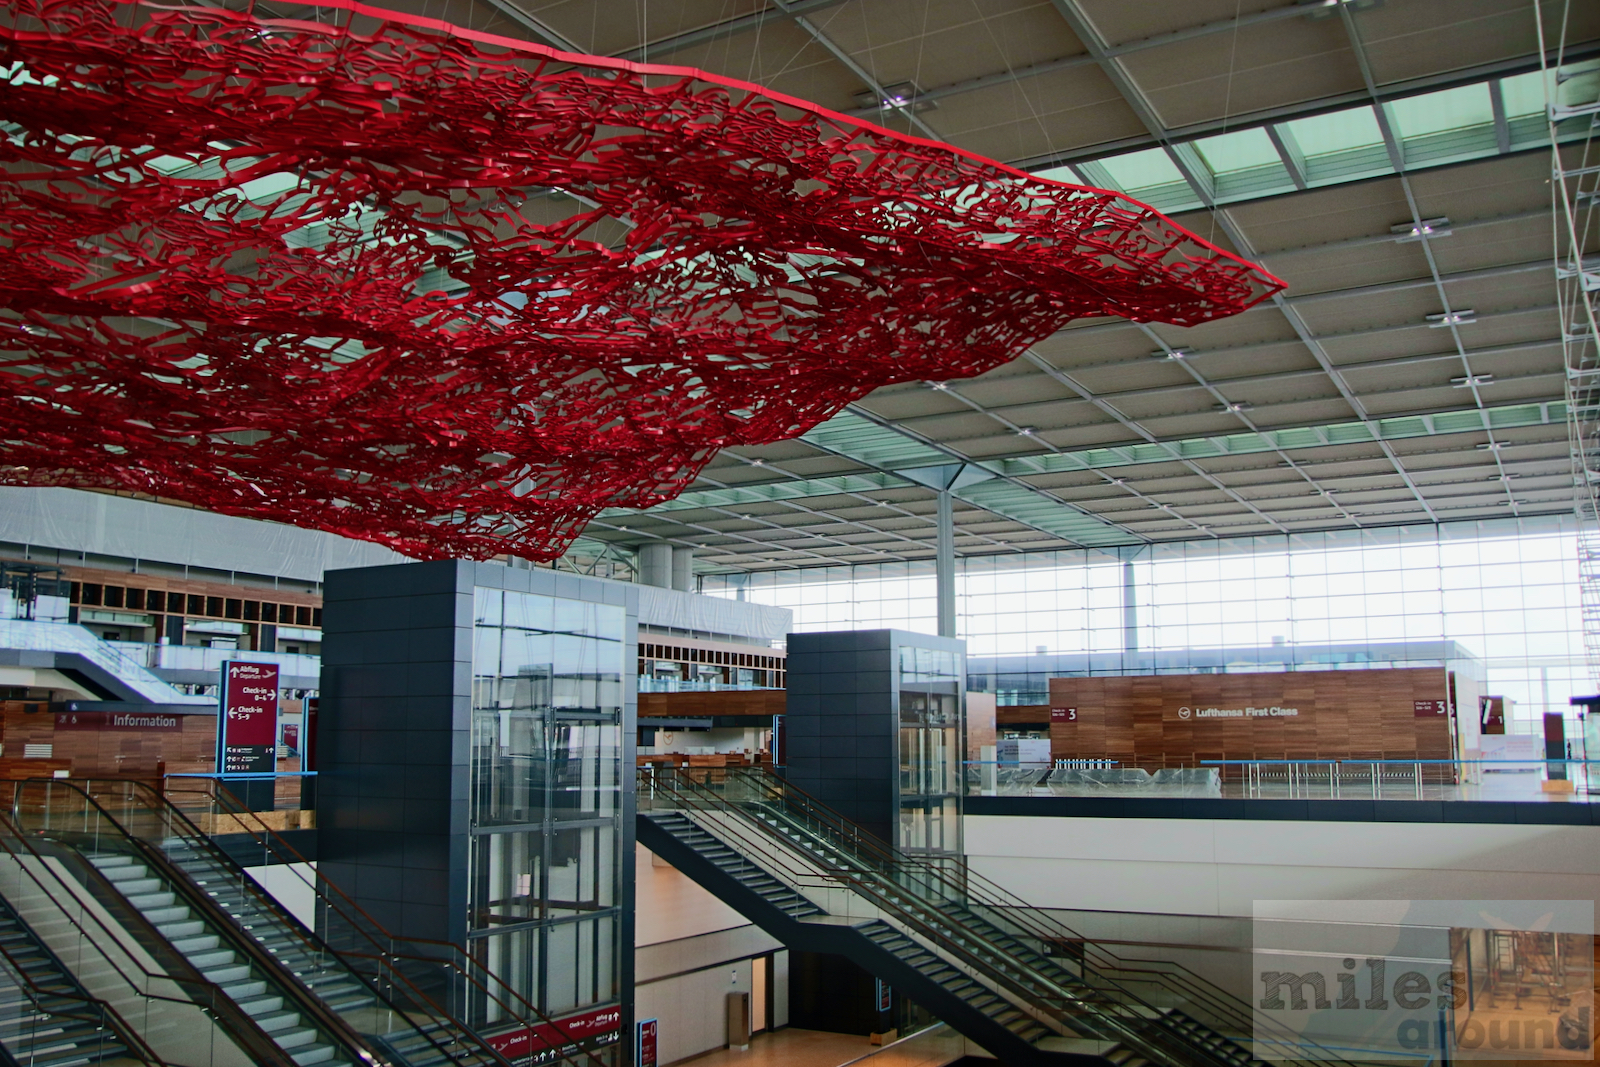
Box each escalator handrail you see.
[0,804,302,1067]
[67,778,521,1067]
[691,767,1263,1035]
[161,780,612,1067]
[0,892,172,1066]
[683,766,1330,1056]
[643,771,1230,1067]
[14,778,500,1067]
[648,767,1377,1067]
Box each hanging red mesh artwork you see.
[0,0,1285,560]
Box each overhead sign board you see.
[218,661,279,775]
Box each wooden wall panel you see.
[1049,668,1452,768]
[0,708,218,777]
[637,690,786,719]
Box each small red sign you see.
[55,711,183,732]
[1413,699,1447,718]
[1050,707,1077,723]
[637,1018,658,1067]
[485,1006,621,1065]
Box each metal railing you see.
[639,765,1376,1067]
[158,778,616,1067]
[1205,758,1600,799]
[637,677,782,693]
[109,641,323,680]
[11,778,515,1067]
[0,619,208,704]
[0,802,278,1066]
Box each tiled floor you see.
[673,1028,877,1067]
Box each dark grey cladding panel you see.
[788,630,893,655]
[783,628,965,845]
[319,558,635,960]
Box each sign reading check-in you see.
[217,661,279,775]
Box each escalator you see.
[0,893,149,1067]
[101,777,619,1067]
[637,766,1356,1067]
[0,778,609,1067]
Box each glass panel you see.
[897,645,963,858]
[470,829,542,926]
[470,586,625,1019]
[1095,147,1188,191]
[1282,106,1384,156]
[1192,128,1282,173]
[1388,83,1494,138]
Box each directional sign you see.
[218,661,279,775]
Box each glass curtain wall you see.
[470,588,626,1024]
[703,516,1587,733]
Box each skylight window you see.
[1191,128,1282,175]
[1095,148,1187,193]
[1498,70,1548,118]
[1387,83,1494,139]
[1281,107,1384,158]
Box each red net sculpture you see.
[0,0,1285,560]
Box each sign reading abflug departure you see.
[218,661,279,775]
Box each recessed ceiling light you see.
[749,458,764,467]
[1151,348,1191,361]
[1391,217,1452,242]
[1451,374,1495,387]
[1016,426,1037,436]
[1477,441,1505,451]
[928,381,949,391]
[1217,401,1253,413]
[1426,309,1476,327]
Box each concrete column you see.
[936,489,955,638]
[1121,552,1138,670]
[671,546,695,592]
[638,542,672,588]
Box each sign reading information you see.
[217,661,279,775]
[56,710,182,731]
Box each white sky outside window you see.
[1497,70,1548,117]
[1191,128,1282,174]
[705,519,1586,728]
[1094,148,1187,192]
[1281,106,1384,158]
[1386,83,1494,139]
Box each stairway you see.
[857,920,1051,1045]
[639,772,1276,1067]
[934,904,1254,1067]
[643,814,822,920]
[0,899,127,1067]
[640,810,1095,1067]
[86,853,353,1067]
